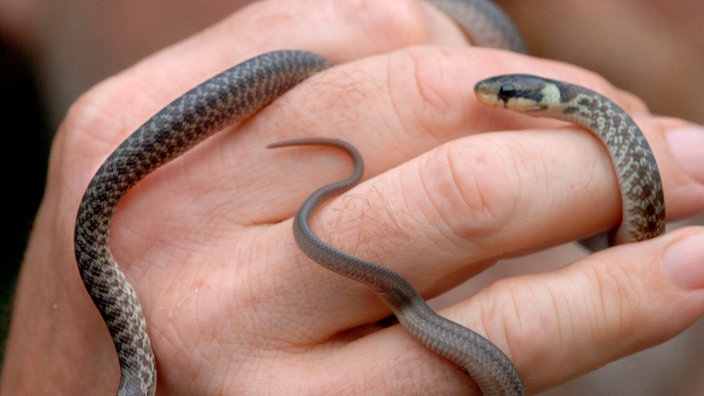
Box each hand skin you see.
[2,0,704,394]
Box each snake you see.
[72,0,664,395]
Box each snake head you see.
[474,74,563,112]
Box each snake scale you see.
[73,1,664,395]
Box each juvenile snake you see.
[73,1,663,395]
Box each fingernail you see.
[667,125,704,184]
[664,231,704,289]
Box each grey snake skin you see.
[73,1,663,395]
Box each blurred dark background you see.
[0,35,50,358]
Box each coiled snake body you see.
[474,75,665,244]
[74,1,664,395]
[74,51,332,395]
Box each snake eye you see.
[497,84,516,102]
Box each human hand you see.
[2,0,704,394]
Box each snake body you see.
[426,0,527,53]
[474,75,665,245]
[73,1,663,396]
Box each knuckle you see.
[61,79,136,153]
[59,73,165,165]
[438,140,522,246]
[330,0,431,46]
[386,48,476,143]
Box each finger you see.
[634,116,704,219]
[238,228,704,394]
[465,227,704,393]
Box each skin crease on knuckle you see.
[238,0,461,62]
[429,141,520,251]
[436,132,585,256]
[332,0,432,47]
